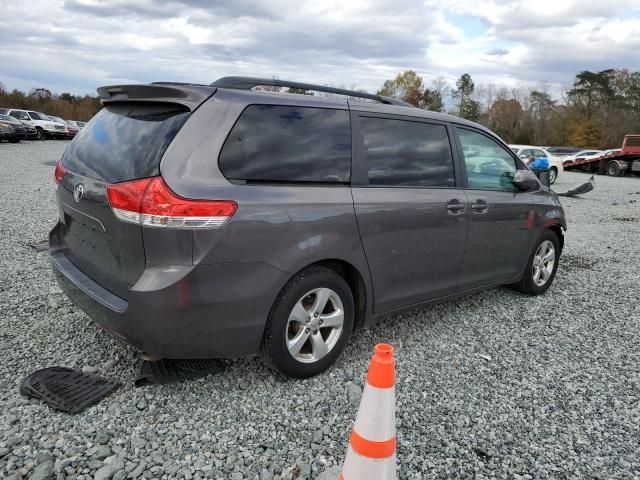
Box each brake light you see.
[106,176,237,229]
[54,160,67,185]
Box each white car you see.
[601,149,621,157]
[6,109,67,140]
[509,144,563,184]
[561,150,603,167]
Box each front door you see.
[454,127,535,289]
[350,113,468,313]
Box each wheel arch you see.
[284,258,371,331]
[546,223,564,252]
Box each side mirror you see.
[512,170,539,191]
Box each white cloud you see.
[0,0,638,96]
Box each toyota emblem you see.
[73,183,84,203]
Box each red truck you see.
[563,135,640,177]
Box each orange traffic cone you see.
[340,343,396,479]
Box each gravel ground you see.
[1,140,639,480]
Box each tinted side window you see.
[219,105,351,183]
[360,117,455,187]
[457,128,517,191]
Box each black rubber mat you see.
[20,367,119,414]
[135,358,224,387]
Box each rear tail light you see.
[54,160,67,185]
[106,176,237,229]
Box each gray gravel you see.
[1,140,640,479]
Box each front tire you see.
[36,128,45,140]
[260,266,354,378]
[511,230,560,295]
[549,167,558,184]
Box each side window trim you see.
[354,112,458,189]
[453,125,525,192]
[349,110,368,186]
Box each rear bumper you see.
[50,236,286,359]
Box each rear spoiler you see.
[97,83,216,111]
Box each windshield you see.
[0,114,18,123]
[28,111,46,120]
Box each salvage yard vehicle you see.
[0,114,31,141]
[509,144,563,184]
[0,117,23,142]
[50,77,566,378]
[7,109,65,139]
[0,112,39,139]
[545,146,581,158]
[48,115,78,139]
[561,149,602,167]
[563,136,640,176]
[67,120,85,130]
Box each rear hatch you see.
[53,83,215,298]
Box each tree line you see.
[0,84,102,121]
[377,69,640,149]
[3,68,639,148]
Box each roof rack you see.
[210,76,414,108]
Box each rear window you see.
[62,103,189,183]
[360,116,455,187]
[219,105,351,183]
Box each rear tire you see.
[259,266,354,378]
[549,167,558,184]
[511,230,560,296]
[607,161,622,177]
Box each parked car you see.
[0,117,22,143]
[50,77,566,378]
[0,113,38,139]
[546,146,582,157]
[601,148,621,157]
[67,120,86,130]
[48,116,77,139]
[42,115,70,139]
[509,144,563,184]
[0,114,31,140]
[7,109,65,139]
[562,150,603,167]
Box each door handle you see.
[446,200,465,214]
[471,200,489,213]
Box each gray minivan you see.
[50,77,566,377]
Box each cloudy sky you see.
[2,0,640,96]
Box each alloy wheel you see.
[285,288,344,363]
[532,240,555,287]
